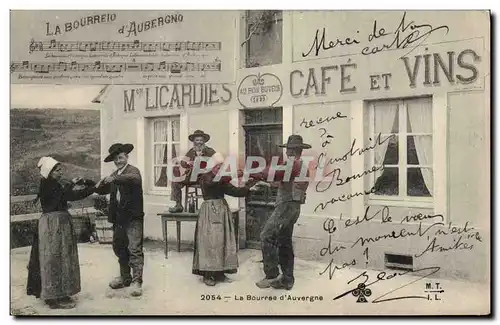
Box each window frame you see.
[149,116,181,193]
[367,97,434,208]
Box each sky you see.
[10,84,105,110]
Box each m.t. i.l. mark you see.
[425,282,444,301]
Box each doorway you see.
[243,108,283,248]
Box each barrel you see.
[94,215,113,244]
[72,214,92,243]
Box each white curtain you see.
[154,144,167,164]
[153,121,169,161]
[171,119,180,143]
[374,102,399,165]
[171,119,180,159]
[154,120,168,141]
[153,121,169,186]
[407,99,433,196]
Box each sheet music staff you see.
[29,39,222,54]
[10,60,222,74]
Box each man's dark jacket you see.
[95,164,144,224]
[181,146,216,168]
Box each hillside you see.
[10,108,100,212]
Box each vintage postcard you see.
[9,9,490,316]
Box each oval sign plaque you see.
[237,73,283,108]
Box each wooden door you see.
[243,108,283,248]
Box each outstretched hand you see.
[95,178,105,188]
[103,176,115,184]
[246,178,259,188]
[71,177,83,184]
[248,179,269,191]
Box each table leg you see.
[176,221,181,252]
[162,217,168,259]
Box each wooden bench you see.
[157,208,240,258]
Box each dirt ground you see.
[10,242,490,316]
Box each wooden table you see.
[158,209,240,258]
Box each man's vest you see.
[275,159,309,205]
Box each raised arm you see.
[114,167,142,186]
[251,159,304,182]
[62,179,97,202]
[94,181,111,195]
[223,182,251,198]
[180,148,196,169]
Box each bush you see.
[10,200,41,215]
[10,219,38,249]
[93,195,109,215]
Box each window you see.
[151,117,180,190]
[366,97,433,201]
[243,10,282,68]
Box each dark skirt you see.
[27,211,81,300]
[192,199,238,277]
[26,223,41,298]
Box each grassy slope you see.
[10,108,101,213]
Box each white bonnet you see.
[37,156,59,179]
[208,152,225,169]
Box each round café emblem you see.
[237,73,283,108]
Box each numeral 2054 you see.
[201,294,222,301]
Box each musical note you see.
[94,61,103,72]
[125,64,141,72]
[170,62,181,73]
[142,63,154,71]
[53,62,67,72]
[142,42,156,53]
[101,41,112,51]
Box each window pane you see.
[154,121,168,142]
[406,97,432,133]
[171,119,180,142]
[246,131,283,162]
[154,144,168,164]
[374,102,399,134]
[374,167,398,196]
[244,108,282,125]
[245,10,282,68]
[154,166,169,188]
[248,133,266,158]
[407,167,432,197]
[269,132,283,161]
[407,135,433,165]
[375,135,398,165]
[172,143,179,159]
[261,109,282,124]
[245,110,262,125]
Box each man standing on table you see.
[95,143,145,297]
[252,135,311,291]
[168,130,215,213]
